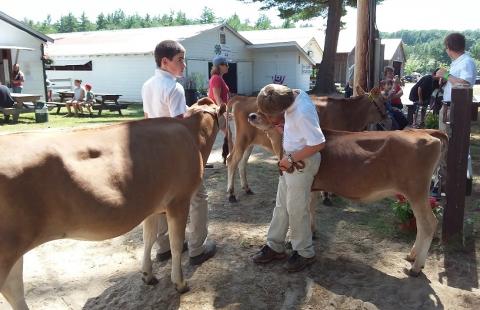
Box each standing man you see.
[408,69,441,127]
[252,84,326,272]
[142,40,216,266]
[11,64,24,93]
[434,32,476,195]
[435,32,477,133]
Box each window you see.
[48,61,93,71]
[220,33,226,45]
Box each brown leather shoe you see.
[252,245,287,264]
[284,251,316,272]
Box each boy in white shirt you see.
[142,40,216,266]
[252,84,326,272]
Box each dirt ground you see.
[1,129,480,310]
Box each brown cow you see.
[248,111,448,276]
[0,98,224,310]
[226,87,387,202]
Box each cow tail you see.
[222,136,229,165]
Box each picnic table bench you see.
[1,94,41,123]
[53,91,128,115]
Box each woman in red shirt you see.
[208,55,231,163]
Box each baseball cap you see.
[213,55,228,66]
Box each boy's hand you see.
[278,157,292,171]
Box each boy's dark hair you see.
[444,33,465,53]
[154,40,185,68]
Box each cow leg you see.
[227,141,248,203]
[309,192,321,239]
[409,198,438,276]
[166,204,189,293]
[141,214,160,285]
[1,257,28,310]
[239,145,254,195]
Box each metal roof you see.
[46,23,251,57]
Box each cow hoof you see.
[312,231,318,240]
[142,275,159,285]
[175,282,190,294]
[323,197,333,206]
[228,195,238,203]
[245,189,254,195]
[404,267,422,277]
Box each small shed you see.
[0,11,53,100]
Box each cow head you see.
[356,85,388,122]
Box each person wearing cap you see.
[82,83,94,116]
[208,55,232,161]
[65,79,85,117]
[252,84,326,272]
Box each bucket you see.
[35,102,49,123]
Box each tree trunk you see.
[312,0,342,95]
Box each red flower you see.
[395,194,407,203]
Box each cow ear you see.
[356,85,366,96]
[197,97,215,106]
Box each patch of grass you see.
[0,104,144,133]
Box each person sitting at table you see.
[66,79,85,117]
[0,82,15,108]
[80,83,94,116]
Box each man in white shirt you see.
[142,40,216,266]
[434,33,476,196]
[252,84,326,272]
[435,32,477,132]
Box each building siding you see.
[1,20,47,100]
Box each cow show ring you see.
[1,90,480,309]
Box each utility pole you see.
[353,0,369,95]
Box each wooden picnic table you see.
[52,91,127,116]
[1,93,41,122]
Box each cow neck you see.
[183,110,219,163]
[367,93,387,119]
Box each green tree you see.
[254,14,272,30]
[199,7,216,24]
[78,12,95,32]
[174,11,189,25]
[125,14,143,29]
[96,13,108,30]
[56,13,79,33]
[281,18,294,29]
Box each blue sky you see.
[1,0,479,32]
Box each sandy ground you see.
[2,111,480,310]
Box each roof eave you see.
[0,10,54,43]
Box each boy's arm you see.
[168,84,187,118]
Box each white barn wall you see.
[0,21,47,99]
[296,54,313,91]
[48,54,154,101]
[252,49,298,91]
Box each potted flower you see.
[390,194,443,232]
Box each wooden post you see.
[442,86,473,243]
[353,0,369,95]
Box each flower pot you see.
[399,217,416,232]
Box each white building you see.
[0,11,53,100]
[45,24,317,102]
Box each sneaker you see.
[156,242,188,262]
[252,245,287,264]
[189,240,216,266]
[284,251,316,272]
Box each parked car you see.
[403,75,416,83]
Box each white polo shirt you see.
[443,52,477,102]
[142,68,187,118]
[283,90,326,152]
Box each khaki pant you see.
[267,152,321,258]
[157,182,209,257]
